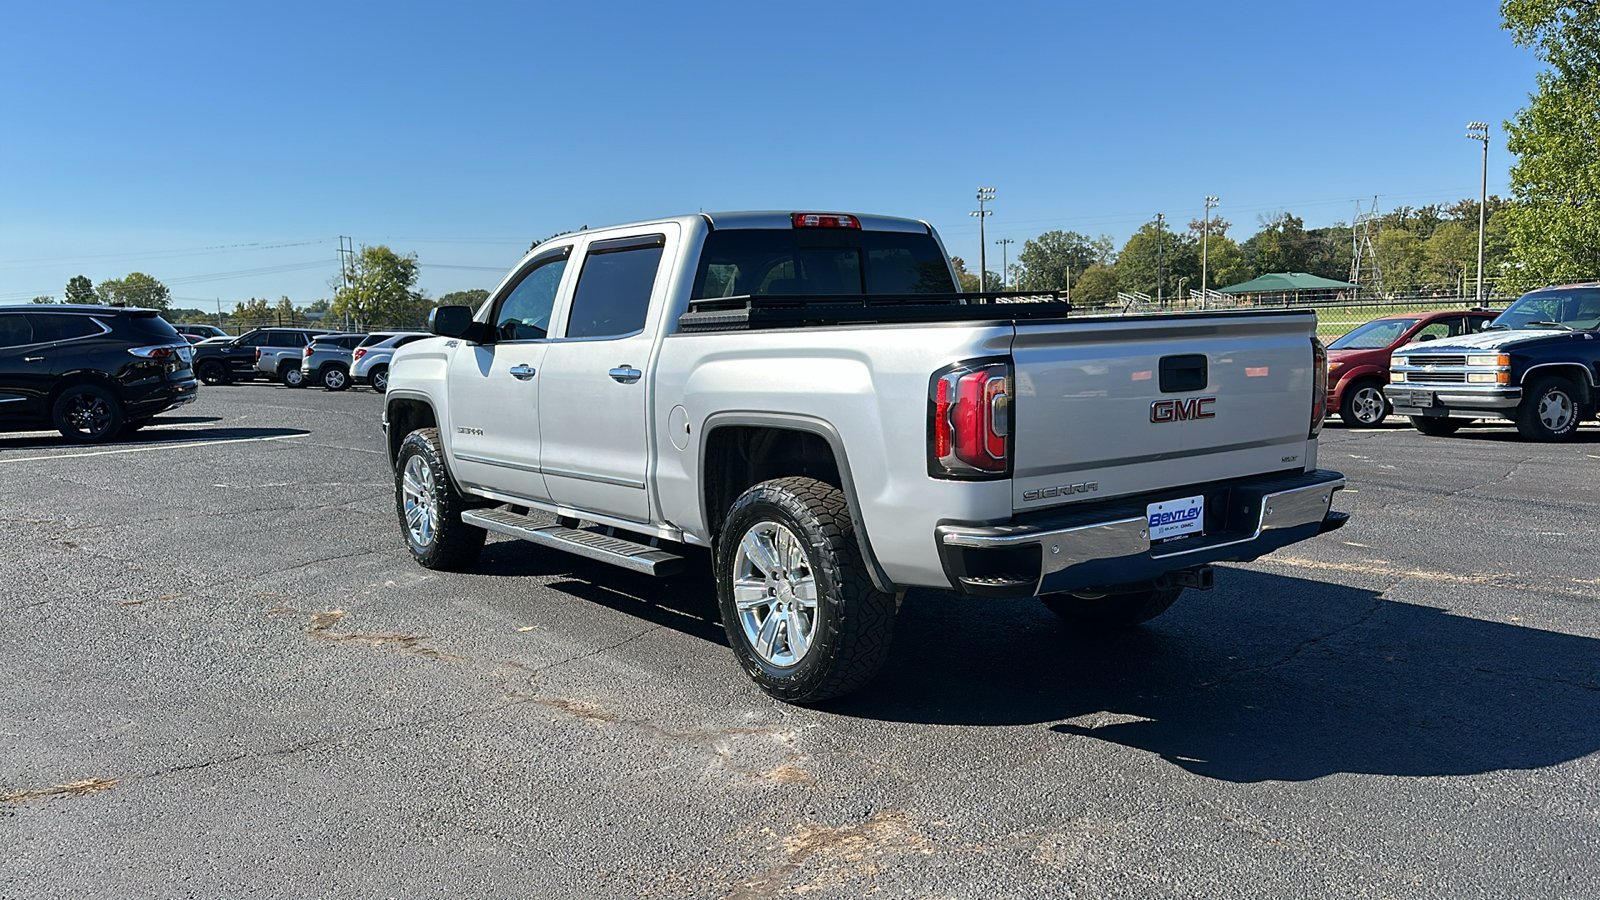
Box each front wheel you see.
[394,427,486,570]
[1041,584,1182,629]
[716,476,898,704]
[1516,375,1581,441]
[1410,416,1465,437]
[52,384,126,443]
[196,360,228,386]
[1339,380,1389,427]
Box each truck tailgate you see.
[1010,312,1316,512]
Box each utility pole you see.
[1466,122,1489,302]
[337,235,355,330]
[995,237,1014,290]
[1202,196,1219,293]
[971,187,995,293]
[1154,213,1166,303]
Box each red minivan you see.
[1326,309,1498,427]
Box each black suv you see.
[0,305,199,443]
[190,327,330,385]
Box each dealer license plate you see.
[1147,495,1204,542]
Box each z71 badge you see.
[1023,481,1098,502]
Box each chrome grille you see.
[1405,355,1468,367]
[1408,371,1467,383]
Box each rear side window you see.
[29,314,104,343]
[269,332,305,348]
[0,314,33,348]
[692,228,956,299]
[358,333,391,348]
[394,334,428,348]
[129,314,182,341]
[565,235,665,339]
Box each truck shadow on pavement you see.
[839,569,1600,783]
[0,422,307,451]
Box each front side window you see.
[237,332,269,347]
[494,252,569,342]
[0,315,33,348]
[1412,320,1453,342]
[564,236,665,339]
[29,314,103,343]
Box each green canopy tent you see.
[1218,272,1358,305]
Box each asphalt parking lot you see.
[2,383,1597,899]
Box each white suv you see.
[352,332,430,392]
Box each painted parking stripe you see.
[0,432,306,464]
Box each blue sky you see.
[0,1,1542,308]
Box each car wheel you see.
[52,384,126,444]
[1410,416,1465,436]
[395,427,486,570]
[281,365,305,388]
[1040,584,1182,629]
[196,360,227,386]
[1516,375,1581,441]
[716,476,898,704]
[370,366,390,393]
[322,366,350,391]
[1339,380,1389,427]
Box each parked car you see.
[298,333,369,391]
[1325,309,1497,426]
[385,210,1347,703]
[192,327,334,385]
[1390,282,1600,440]
[0,305,198,443]
[352,332,430,392]
[169,323,229,343]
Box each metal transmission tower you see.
[994,237,1014,290]
[971,187,995,292]
[1349,198,1383,296]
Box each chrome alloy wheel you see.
[1350,384,1386,424]
[371,368,389,392]
[401,454,440,546]
[1538,387,1575,431]
[732,520,819,668]
[64,393,115,437]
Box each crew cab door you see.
[537,226,676,523]
[444,246,574,503]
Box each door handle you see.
[24,356,44,362]
[509,364,536,380]
[609,366,642,384]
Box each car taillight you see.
[929,359,1011,478]
[791,213,861,229]
[255,348,262,362]
[128,344,186,359]
[353,348,366,361]
[304,345,314,357]
[1310,337,1328,437]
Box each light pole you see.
[1154,213,1166,303]
[995,237,1014,290]
[1466,122,1489,302]
[1202,196,1219,293]
[971,187,995,293]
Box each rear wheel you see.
[1410,416,1465,437]
[370,365,390,392]
[1041,584,1182,629]
[716,476,898,704]
[280,364,305,388]
[196,360,227,386]
[321,365,350,391]
[52,384,125,443]
[395,427,486,570]
[1338,380,1389,427]
[1516,375,1581,441]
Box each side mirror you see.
[1416,333,1437,341]
[429,305,492,343]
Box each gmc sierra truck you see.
[383,211,1348,703]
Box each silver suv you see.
[352,332,430,392]
[298,333,367,390]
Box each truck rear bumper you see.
[935,469,1346,599]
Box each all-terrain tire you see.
[1040,585,1183,629]
[1410,416,1465,437]
[1515,375,1581,442]
[716,476,898,704]
[395,427,486,570]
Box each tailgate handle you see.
[1160,354,1208,393]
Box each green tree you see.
[438,289,490,308]
[65,275,97,305]
[1200,235,1252,290]
[1243,213,1313,275]
[95,272,171,309]
[1070,265,1121,308]
[231,297,274,329]
[950,256,981,293]
[1119,222,1198,299]
[331,245,422,329]
[1499,0,1600,289]
[1013,231,1102,292]
[30,295,55,304]
[1377,229,1427,290]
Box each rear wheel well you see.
[386,399,438,467]
[49,372,123,408]
[703,426,843,540]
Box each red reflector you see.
[1246,366,1269,377]
[791,213,861,229]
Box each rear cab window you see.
[692,228,956,299]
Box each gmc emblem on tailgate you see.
[1151,397,1216,423]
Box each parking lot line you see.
[0,433,307,464]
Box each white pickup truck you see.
[384,211,1347,702]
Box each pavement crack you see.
[1204,595,1386,688]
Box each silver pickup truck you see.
[384,211,1347,703]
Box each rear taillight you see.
[1310,337,1328,437]
[353,348,366,361]
[128,344,185,359]
[929,359,1012,478]
[791,213,861,229]
[304,345,314,357]
[255,348,262,362]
